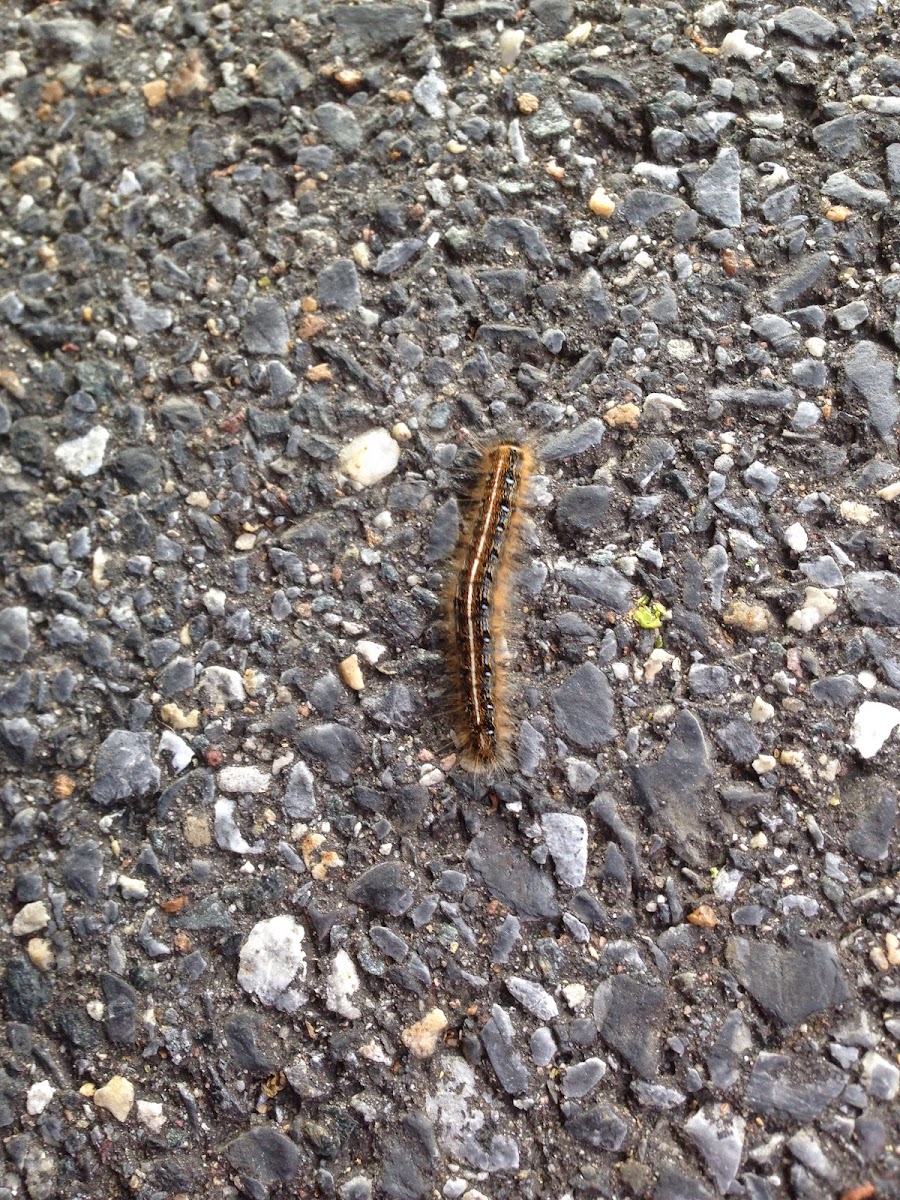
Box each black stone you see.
[551,663,617,751]
[347,864,413,916]
[593,975,666,1079]
[727,936,850,1027]
[2,957,52,1023]
[745,1051,845,1121]
[466,830,559,920]
[225,1127,300,1187]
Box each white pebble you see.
[238,915,307,1010]
[498,28,524,67]
[12,901,50,936]
[570,229,597,254]
[214,798,264,856]
[786,587,837,633]
[136,1100,167,1134]
[218,765,271,794]
[54,426,110,478]
[840,500,876,525]
[720,30,764,60]
[355,639,387,665]
[338,429,401,488]
[753,755,778,775]
[118,875,149,901]
[805,336,826,358]
[26,1081,55,1116]
[159,729,194,774]
[326,949,362,1020]
[202,589,228,616]
[850,701,900,759]
[751,696,775,724]
[783,522,808,553]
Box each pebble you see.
[727,937,849,1026]
[135,1100,166,1133]
[26,1081,55,1116]
[480,1005,529,1095]
[692,147,742,227]
[784,522,809,552]
[850,701,900,759]
[401,1008,448,1059]
[93,1076,134,1123]
[847,571,900,625]
[551,664,616,751]
[506,976,559,1022]
[540,812,588,888]
[54,426,110,477]
[786,587,837,632]
[91,731,160,806]
[325,949,362,1020]
[238,915,307,1011]
[225,1128,300,1188]
[338,429,401,487]
[684,1106,745,1193]
[243,297,289,356]
[0,607,30,663]
[11,901,50,936]
[218,765,271,794]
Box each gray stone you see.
[317,259,361,310]
[91,731,160,806]
[481,1005,529,1094]
[466,830,559,920]
[745,1051,845,1121]
[561,1057,606,1098]
[765,252,832,312]
[333,3,422,52]
[283,761,316,819]
[774,5,838,44]
[564,1102,632,1151]
[314,102,362,152]
[692,147,741,227]
[632,711,715,867]
[846,787,897,863]
[0,607,29,663]
[556,564,632,611]
[2,958,52,1023]
[347,863,413,916]
[225,1128,300,1186]
[715,719,761,765]
[123,282,173,333]
[743,461,781,495]
[824,172,889,211]
[593,975,666,1079]
[843,341,899,439]
[255,50,312,99]
[847,571,900,625]
[551,663,617,751]
[541,418,605,461]
[243,297,289,356]
[373,239,425,276]
[555,485,614,534]
[834,300,869,331]
[812,114,864,161]
[684,1106,745,1193]
[709,385,796,409]
[293,723,366,783]
[541,812,588,887]
[688,663,729,697]
[728,937,850,1027]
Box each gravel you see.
[1,1,898,1198]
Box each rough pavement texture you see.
[1,2,899,1199]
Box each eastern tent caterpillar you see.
[445,441,534,771]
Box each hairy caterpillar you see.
[445,441,534,771]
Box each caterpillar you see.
[445,441,534,772]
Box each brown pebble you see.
[687,904,718,928]
[517,93,539,114]
[298,314,327,340]
[603,402,640,429]
[142,79,168,108]
[339,653,364,691]
[722,600,771,634]
[307,363,333,383]
[0,369,25,400]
